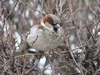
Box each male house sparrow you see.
[26,14,63,52]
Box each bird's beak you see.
[54,24,60,29]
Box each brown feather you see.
[36,20,41,25]
[42,15,53,23]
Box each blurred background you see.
[0,0,100,75]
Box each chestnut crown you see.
[42,14,61,26]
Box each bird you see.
[26,14,63,52]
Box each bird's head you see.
[41,14,61,32]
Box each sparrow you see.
[26,14,63,52]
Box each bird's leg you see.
[52,49,55,56]
[48,49,55,56]
[37,50,44,59]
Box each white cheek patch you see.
[41,22,53,31]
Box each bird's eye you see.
[49,21,53,24]
[49,21,56,25]
[53,22,56,25]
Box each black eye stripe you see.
[49,21,53,24]
[49,21,57,25]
